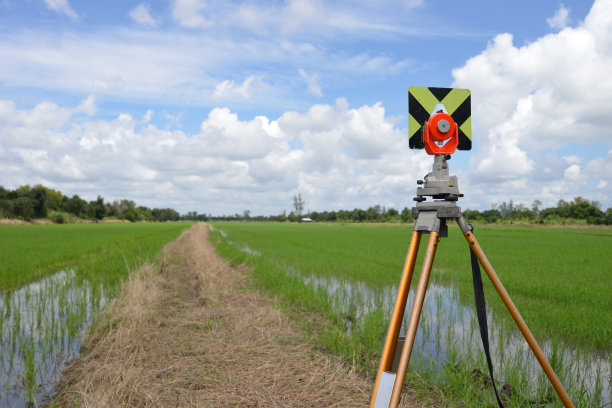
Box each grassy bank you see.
[210,221,612,407]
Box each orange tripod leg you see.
[370,231,422,408]
[389,231,439,407]
[460,222,575,408]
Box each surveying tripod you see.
[369,87,575,408]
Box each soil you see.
[50,223,427,407]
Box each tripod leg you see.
[370,231,422,408]
[457,217,575,408]
[389,231,439,407]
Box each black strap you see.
[470,231,504,408]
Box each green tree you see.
[113,199,137,220]
[366,206,381,221]
[482,209,502,223]
[352,208,366,222]
[43,187,65,212]
[387,208,399,217]
[64,195,88,217]
[293,193,305,221]
[463,209,484,222]
[532,199,542,219]
[88,196,106,220]
[124,207,139,222]
[10,197,35,220]
[400,207,412,223]
[498,200,514,219]
[29,185,48,218]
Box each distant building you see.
[301,217,313,223]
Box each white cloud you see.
[298,68,323,97]
[585,149,612,181]
[142,110,154,123]
[164,0,435,40]
[43,0,78,20]
[194,108,282,160]
[343,102,399,159]
[213,75,265,100]
[564,164,581,181]
[75,94,97,116]
[453,0,612,189]
[546,4,570,30]
[563,155,582,164]
[172,0,210,28]
[281,0,326,33]
[129,3,157,27]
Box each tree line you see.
[462,198,612,225]
[214,197,612,225]
[0,185,187,223]
[2,184,610,225]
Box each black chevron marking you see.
[408,92,430,126]
[428,87,452,102]
[457,129,472,150]
[451,95,471,126]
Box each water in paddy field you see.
[0,269,109,408]
[226,239,611,407]
[301,272,611,407]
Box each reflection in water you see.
[0,270,108,407]
[297,271,611,406]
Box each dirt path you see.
[51,223,425,407]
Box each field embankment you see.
[50,223,427,407]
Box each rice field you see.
[0,222,193,407]
[211,221,612,407]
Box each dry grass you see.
[0,219,31,225]
[50,223,428,407]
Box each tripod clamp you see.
[412,154,463,237]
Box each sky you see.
[1,0,611,216]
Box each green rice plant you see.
[0,222,194,291]
[19,334,36,403]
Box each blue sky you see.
[1,0,610,215]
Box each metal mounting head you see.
[414,154,463,202]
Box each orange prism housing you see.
[424,112,458,155]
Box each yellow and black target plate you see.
[408,86,471,150]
